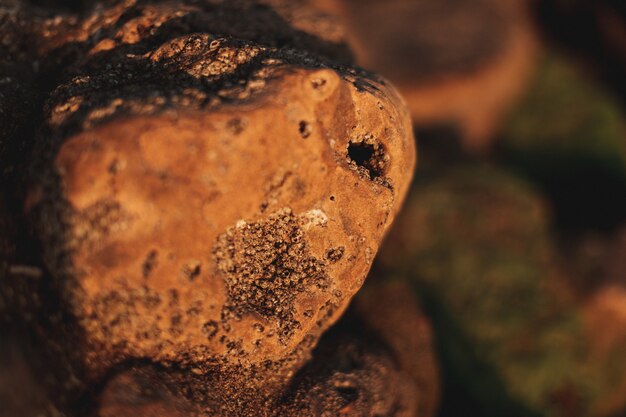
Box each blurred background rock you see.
[318,0,539,151]
[349,0,626,416]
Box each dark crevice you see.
[334,385,359,405]
[348,142,374,168]
[142,250,158,278]
[298,120,311,138]
[498,147,626,236]
[26,0,87,12]
[347,140,386,180]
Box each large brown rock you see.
[2,0,416,412]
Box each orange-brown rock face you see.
[42,66,414,370]
[18,0,416,408]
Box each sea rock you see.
[2,0,416,411]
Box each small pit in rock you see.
[299,121,311,138]
[335,386,359,405]
[347,138,387,180]
[142,250,158,278]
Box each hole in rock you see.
[347,140,386,179]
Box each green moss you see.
[379,166,591,417]
[501,54,626,233]
[504,56,626,162]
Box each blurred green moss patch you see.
[377,166,606,417]
[501,54,626,234]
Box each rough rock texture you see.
[93,280,438,417]
[317,0,539,149]
[0,0,416,413]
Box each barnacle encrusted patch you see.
[213,208,330,342]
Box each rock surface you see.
[94,280,438,417]
[0,0,416,413]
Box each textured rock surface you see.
[318,0,538,149]
[93,280,438,417]
[0,0,416,413]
